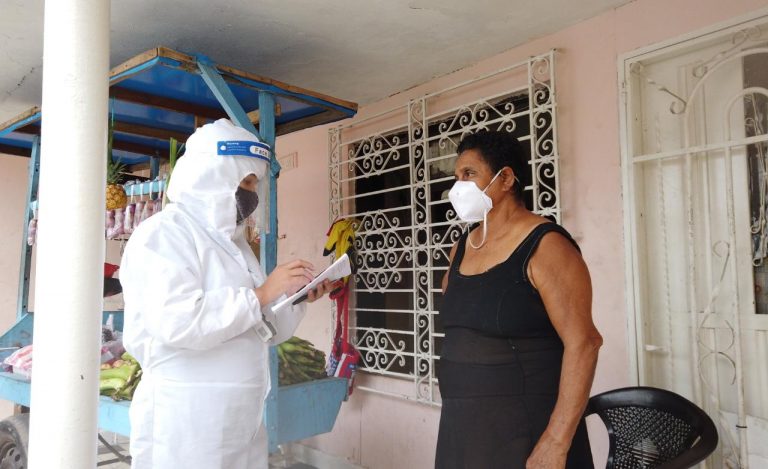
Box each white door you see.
[622,18,768,468]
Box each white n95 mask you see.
[448,170,502,248]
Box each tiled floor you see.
[269,450,320,469]
[95,434,319,469]
[96,433,130,468]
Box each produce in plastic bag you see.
[107,208,125,239]
[3,345,33,378]
[125,182,137,233]
[100,313,125,364]
[124,203,135,235]
[133,201,145,228]
[27,218,37,246]
[100,340,126,365]
[142,197,155,221]
[105,209,115,236]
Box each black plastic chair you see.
[585,386,719,469]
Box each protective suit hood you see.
[167,118,269,238]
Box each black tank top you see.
[435,223,595,468]
[440,222,580,339]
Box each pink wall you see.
[0,155,27,327]
[0,155,30,418]
[276,0,768,467]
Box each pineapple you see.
[105,119,127,210]
[106,157,127,210]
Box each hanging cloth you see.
[324,219,360,393]
[327,283,360,394]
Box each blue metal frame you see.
[198,57,347,453]
[109,57,161,84]
[17,137,40,318]
[0,111,41,139]
[124,180,165,198]
[197,56,263,139]
[256,91,282,452]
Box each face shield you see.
[215,137,271,240]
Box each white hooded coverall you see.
[120,119,305,469]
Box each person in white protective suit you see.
[120,118,332,469]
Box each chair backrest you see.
[585,386,719,469]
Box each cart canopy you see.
[0,46,357,165]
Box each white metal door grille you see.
[621,18,768,468]
[329,51,560,405]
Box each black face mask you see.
[235,186,259,225]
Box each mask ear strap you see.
[468,211,488,249]
[483,169,503,193]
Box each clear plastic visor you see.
[235,173,267,241]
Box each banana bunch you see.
[100,352,142,401]
[277,336,327,386]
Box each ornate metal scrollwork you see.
[329,51,561,404]
[354,328,408,373]
[345,134,407,178]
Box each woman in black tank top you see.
[436,132,602,468]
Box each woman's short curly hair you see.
[456,131,528,201]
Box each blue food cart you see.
[0,46,357,466]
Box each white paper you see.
[270,253,351,313]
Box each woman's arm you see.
[526,232,603,468]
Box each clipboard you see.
[270,253,352,313]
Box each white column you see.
[27,0,110,467]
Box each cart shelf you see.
[275,377,349,444]
[0,370,347,443]
[0,372,131,436]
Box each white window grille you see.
[328,51,560,405]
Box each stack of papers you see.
[270,253,352,313]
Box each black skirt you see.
[435,333,594,469]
